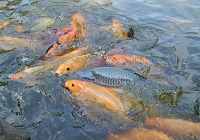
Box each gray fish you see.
[90,67,154,87]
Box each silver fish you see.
[90,67,153,87]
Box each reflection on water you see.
[0,0,200,139]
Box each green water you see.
[0,0,200,139]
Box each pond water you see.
[0,0,200,139]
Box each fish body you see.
[107,128,173,140]
[31,28,73,41]
[65,80,125,112]
[109,20,134,39]
[11,47,88,81]
[0,20,9,29]
[106,54,155,69]
[145,117,200,138]
[55,54,105,75]
[44,14,86,59]
[44,30,79,59]
[89,67,147,87]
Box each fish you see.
[0,35,43,50]
[65,79,126,113]
[0,118,30,140]
[44,14,86,59]
[72,14,86,36]
[106,54,155,69]
[30,28,73,41]
[55,54,105,76]
[105,45,131,56]
[145,117,200,138]
[107,128,173,140]
[109,20,134,39]
[0,20,9,29]
[87,67,149,87]
[44,30,79,59]
[11,47,88,81]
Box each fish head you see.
[113,20,120,26]
[11,72,27,81]
[72,14,86,36]
[55,62,74,76]
[55,55,88,76]
[145,117,160,128]
[65,80,85,93]
[106,55,127,65]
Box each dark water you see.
[0,0,200,139]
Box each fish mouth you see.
[55,71,61,76]
[128,28,134,38]
[65,87,70,91]
[74,18,86,35]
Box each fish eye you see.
[72,83,75,87]
[66,67,70,71]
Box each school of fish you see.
[1,13,199,140]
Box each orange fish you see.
[72,14,86,36]
[32,28,73,40]
[11,47,88,81]
[106,54,155,68]
[65,80,125,113]
[55,54,105,76]
[145,117,200,138]
[44,14,86,59]
[106,45,131,56]
[0,20,9,29]
[109,20,134,39]
[107,128,173,140]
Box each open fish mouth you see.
[75,18,86,35]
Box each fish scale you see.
[90,67,157,87]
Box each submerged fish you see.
[55,54,105,76]
[145,117,200,138]
[88,67,149,87]
[0,20,9,29]
[31,28,73,41]
[109,20,134,39]
[106,54,155,69]
[44,14,86,59]
[65,79,126,113]
[0,35,43,50]
[107,127,173,140]
[11,47,88,81]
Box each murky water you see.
[0,0,200,139]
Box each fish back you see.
[91,67,146,87]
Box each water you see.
[0,0,200,139]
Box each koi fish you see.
[65,79,126,113]
[11,47,88,81]
[55,54,105,76]
[72,14,86,36]
[0,35,43,51]
[107,128,173,140]
[44,14,86,59]
[109,20,134,39]
[0,20,9,29]
[105,45,131,56]
[31,28,73,41]
[106,54,155,68]
[145,117,200,138]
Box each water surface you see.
[0,0,200,139]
